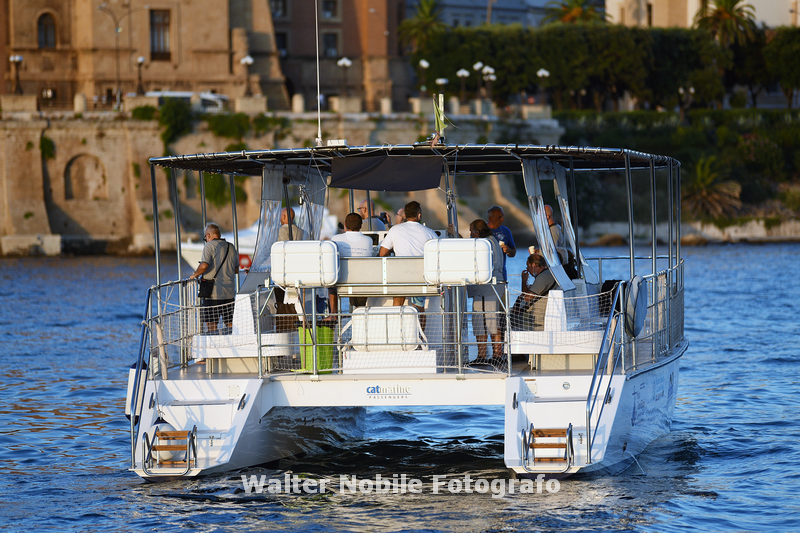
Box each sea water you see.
[0,243,798,532]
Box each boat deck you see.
[165,356,603,381]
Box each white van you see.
[143,91,230,113]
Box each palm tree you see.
[398,0,448,55]
[694,0,756,47]
[682,156,742,219]
[542,0,606,24]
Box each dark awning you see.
[329,154,442,191]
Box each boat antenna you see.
[313,0,323,146]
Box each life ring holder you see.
[624,275,648,338]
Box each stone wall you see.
[0,113,567,256]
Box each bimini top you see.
[149,143,680,191]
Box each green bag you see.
[298,326,334,374]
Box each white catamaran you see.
[126,140,687,480]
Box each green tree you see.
[398,0,447,55]
[542,0,606,24]
[158,98,194,152]
[763,27,800,109]
[694,0,756,47]
[584,26,648,111]
[729,27,774,107]
[682,155,742,219]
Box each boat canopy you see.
[148,143,681,285]
[148,144,679,178]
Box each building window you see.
[150,10,171,61]
[38,14,56,48]
[270,0,287,19]
[322,33,338,58]
[275,32,288,57]
[647,3,652,27]
[322,0,338,19]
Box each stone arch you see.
[64,154,107,201]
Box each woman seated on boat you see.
[465,219,506,365]
[510,254,558,331]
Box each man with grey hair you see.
[189,222,239,335]
[394,206,406,227]
[486,205,516,282]
[358,198,386,231]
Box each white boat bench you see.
[192,295,295,374]
[510,290,606,370]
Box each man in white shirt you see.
[332,213,374,257]
[332,212,374,309]
[379,201,438,329]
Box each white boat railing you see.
[585,281,625,464]
[142,280,629,377]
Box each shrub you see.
[40,136,56,160]
[158,99,194,149]
[202,173,248,208]
[132,105,158,121]
[206,113,251,139]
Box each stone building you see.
[0,0,289,109]
[271,0,413,112]
[605,0,798,28]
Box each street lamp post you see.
[136,56,145,96]
[9,55,23,95]
[678,86,694,122]
[473,61,484,98]
[419,59,430,97]
[337,56,352,97]
[240,55,254,96]
[537,68,550,105]
[456,68,469,103]
[435,77,449,95]
[97,3,122,110]
[481,65,495,100]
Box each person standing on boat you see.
[466,219,506,366]
[278,207,300,241]
[486,205,516,282]
[188,222,239,334]
[379,200,437,330]
[545,205,566,250]
[358,199,387,231]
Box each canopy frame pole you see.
[150,164,162,288]
[624,153,635,279]
[568,156,582,278]
[283,176,293,240]
[366,190,373,231]
[199,171,207,229]
[230,174,240,290]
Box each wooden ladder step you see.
[152,444,187,451]
[156,430,189,439]
[532,428,567,438]
[533,457,567,462]
[157,461,188,466]
[530,442,566,449]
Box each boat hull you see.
[579,347,683,475]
